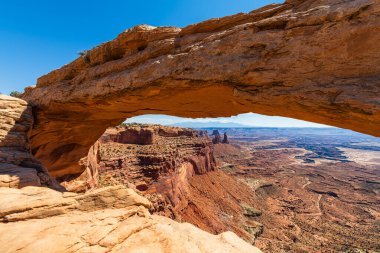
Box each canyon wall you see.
[95,125,216,216]
[79,124,261,243]
[22,0,380,178]
[0,95,59,189]
[0,96,261,252]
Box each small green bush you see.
[9,91,22,98]
[78,50,89,56]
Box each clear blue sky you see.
[0,0,281,95]
[1,0,329,128]
[125,113,331,128]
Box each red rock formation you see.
[96,125,216,216]
[0,95,60,189]
[103,127,156,145]
[215,138,380,252]
[0,98,261,253]
[21,0,380,177]
[211,130,230,144]
[222,132,229,144]
[59,140,101,192]
[87,124,262,243]
[101,124,198,145]
[211,130,222,144]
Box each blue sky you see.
[0,0,329,128]
[0,0,281,95]
[125,113,331,128]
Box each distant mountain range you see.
[171,121,250,128]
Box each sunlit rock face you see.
[0,95,58,189]
[0,185,261,253]
[23,0,380,177]
[60,125,264,243]
[0,97,260,253]
[98,125,217,215]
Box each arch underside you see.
[23,0,380,177]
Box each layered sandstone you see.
[0,95,58,189]
[0,97,261,253]
[75,125,263,243]
[101,124,200,144]
[95,125,216,216]
[21,0,380,177]
[0,185,260,253]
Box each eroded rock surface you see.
[0,106,261,252]
[0,185,261,253]
[95,125,216,215]
[0,95,58,189]
[213,128,380,252]
[67,124,263,244]
[22,0,380,177]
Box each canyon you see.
[57,124,380,252]
[1,0,380,252]
[212,127,380,252]
[0,95,261,253]
[87,125,262,243]
[21,0,380,178]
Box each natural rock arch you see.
[23,0,380,177]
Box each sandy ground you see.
[339,147,380,166]
[351,142,380,148]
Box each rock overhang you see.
[20,0,380,177]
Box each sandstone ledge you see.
[0,185,261,253]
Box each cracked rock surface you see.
[0,185,261,253]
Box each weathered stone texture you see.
[0,185,261,253]
[0,95,59,188]
[22,0,380,178]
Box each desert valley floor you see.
[211,128,380,252]
[82,125,380,253]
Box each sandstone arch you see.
[23,0,380,177]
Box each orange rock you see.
[0,95,59,189]
[22,0,380,178]
[0,185,261,253]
